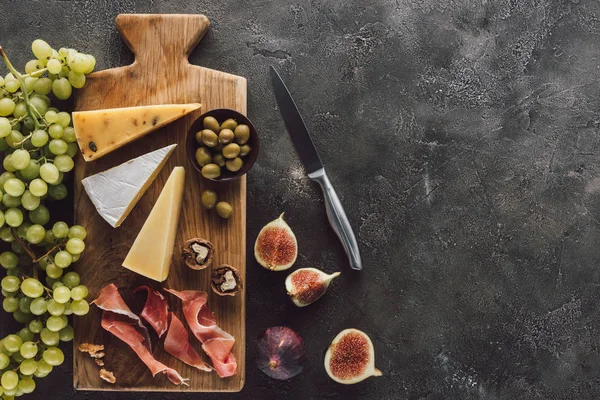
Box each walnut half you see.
[211,265,242,296]
[182,238,215,270]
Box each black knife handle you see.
[308,168,363,271]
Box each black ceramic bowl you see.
[186,109,259,182]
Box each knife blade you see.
[269,66,363,271]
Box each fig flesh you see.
[257,326,306,380]
[254,213,297,271]
[324,329,382,384]
[285,268,340,307]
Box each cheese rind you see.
[122,167,185,282]
[81,144,177,228]
[73,104,201,161]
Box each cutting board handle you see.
[115,14,210,66]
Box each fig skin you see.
[211,265,242,296]
[182,238,214,270]
[254,213,298,271]
[285,268,340,307]
[324,329,382,384]
[257,326,306,380]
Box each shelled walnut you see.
[211,265,242,296]
[182,238,214,270]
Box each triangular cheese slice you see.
[73,103,200,161]
[122,166,185,282]
[82,144,177,228]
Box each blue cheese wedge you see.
[81,144,177,228]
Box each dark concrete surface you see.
[2,0,600,398]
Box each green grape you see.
[28,320,43,333]
[62,271,80,288]
[32,39,52,60]
[5,131,24,148]
[2,297,19,312]
[13,310,34,324]
[71,253,80,263]
[29,298,47,316]
[53,154,74,173]
[68,225,86,240]
[4,79,20,93]
[1,370,19,390]
[5,268,20,277]
[11,352,24,364]
[0,211,5,229]
[0,172,15,187]
[22,116,35,131]
[21,191,40,212]
[66,238,85,254]
[70,299,90,316]
[0,138,8,151]
[67,71,86,89]
[32,77,52,95]
[25,59,43,74]
[66,142,78,157]
[69,54,87,74]
[70,285,88,301]
[46,299,64,316]
[18,328,34,343]
[54,251,72,268]
[51,78,72,100]
[20,278,43,298]
[12,102,27,118]
[19,359,37,375]
[52,221,68,238]
[4,179,25,197]
[1,288,15,297]
[10,150,30,171]
[42,347,64,366]
[59,324,74,342]
[24,224,44,244]
[30,129,49,147]
[24,76,38,92]
[29,205,49,225]
[54,171,64,184]
[48,124,63,139]
[0,252,18,269]
[29,96,49,116]
[0,353,9,369]
[10,241,24,255]
[51,281,63,290]
[46,315,65,332]
[52,286,70,304]
[35,359,52,375]
[38,256,49,270]
[15,223,30,239]
[46,58,62,74]
[45,264,62,279]
[17,377,35,394]
[3,155,17,172]
[39,163,59,184]
[19,342,37,359]
[48,139,67,155]
[43,230,55,245]
[20,161,40,180]
[3,334,22,352]
[40,328,59,346]
[62,126,76,142]
[56,112,70,127]
[2,194,21,208]
[28,179,47,197]
[0,117,10,138]
[1,276,20,292]
[44,110,58,124]
[18,297,32,313]
[0,98,15,117]
[63,300,73,315]
[5,208,23,228]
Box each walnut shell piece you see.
[99,368,116,384]
[182,238,215,270]
[211,265,242,296]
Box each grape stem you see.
[10,228,63,265]
[0,46,41,130]
[34,244,63,263]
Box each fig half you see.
[324,329,382,384]
[285,268,340,307]
[254,213,297,271]
[257,326,306,380]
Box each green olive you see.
[216,201,233,219]
[219,129,235,144]
[225,157,243,172]
[195,147,212,166]
[201,163,221,179]
[201,129,219,147]
[213,153,226,167]
[195,131,204,144]
[201,189,218,210]
[239,144,251,157]
[222,143,240,159]
[234,124,250,145]
[221,118,238,130]
[203,116,220,134]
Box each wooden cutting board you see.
[72,14,246,392]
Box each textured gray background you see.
[2,0,600,399]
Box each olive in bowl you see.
[186,109,259,182]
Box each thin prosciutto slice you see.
[165,312,212,372]
[166,289,237,378]
[92,284,188,386]
[134,286,169,337]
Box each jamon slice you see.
[166,289,237,378]
[165,313,212,372]
[134,286,169,337]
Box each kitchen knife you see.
[269,66,363,271]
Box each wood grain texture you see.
[72,14,246,392]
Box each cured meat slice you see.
[166,289,237,377]
[134,286,169,337]
[164,312,212,372]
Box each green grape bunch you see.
[0,39,94,399]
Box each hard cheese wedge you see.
[122,166,185,282]
[81,144,177,228]
[73,103,201,161]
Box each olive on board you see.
[220,118,238,130]
[201,189,218,210]
[201,129,219,147]
[201,163,221,179]
[239,144,251,157]
[195,147,212,166]
[219,129,235,145]
[216,202,233,219]
[222,143,240,159]
[234,124,250,145]
[213,153,226,167]
[203,116,220,134]
[225,157,243,172]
